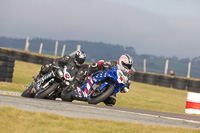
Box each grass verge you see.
[0,106,199,133]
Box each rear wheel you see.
[61,87,73,102]
[34,82,58,99]
[21,84,35,98]
[88,84,115,104]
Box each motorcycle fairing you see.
[80,66,122,98]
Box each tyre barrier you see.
[157,75,173,88]
[27,54,40,64]
[131,71,200,92]
[187,79,200,93]
[39,56,54,65]
[0,55,15,82]
[11,50,28,61]
[0,48,12,56]
[133,72,144,82]
[143,73,158,85]
[0,47,55,65]
[172,77,188,90]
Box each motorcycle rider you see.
[87,54,134,106]
[35,51,87,90]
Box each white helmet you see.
[119,54,133,73]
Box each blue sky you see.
[0,0,200,59]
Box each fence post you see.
[54,41,58,57]
[143,59,146,72]
[187,62,191,78]
[164,59,169,75]
[69,44,81,56]
[61,44,66,57]
[77,44,81,51]
[39,43,43,54]
[24,36,30,52]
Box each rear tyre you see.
[61,86,73,102]
[88,84,115,104]
[34,82,58,99]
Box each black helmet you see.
[74,51,86,66]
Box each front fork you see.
[30,78,55,94]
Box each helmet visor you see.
[76,58,85,65]
[122,61,132,70]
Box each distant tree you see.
[192,56,200,64]
[169,56,179,61]
[125,46,136,55]
[140,54,150,59]
[180,58,190,63]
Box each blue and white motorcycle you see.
[61,64,128,104]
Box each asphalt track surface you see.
[0,93,200,129]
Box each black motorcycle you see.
[21,65,78,100]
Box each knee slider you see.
[104,96,116,105]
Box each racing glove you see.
[101,63,110,70]
[97,60,111,69]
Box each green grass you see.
[115,83,187,114]
[0,82,27,92]
[0,106,199,133]
[13,60,41,84]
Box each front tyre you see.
[34,82,58,99]
[88,84,115,104]
[21,84,35,98]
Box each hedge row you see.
[132,71,200,93]
[0,55,15,82]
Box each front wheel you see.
[88,84,115,104]
[34,82,58,99]
[21,84,35,98]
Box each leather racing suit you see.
[39,55,87,86]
